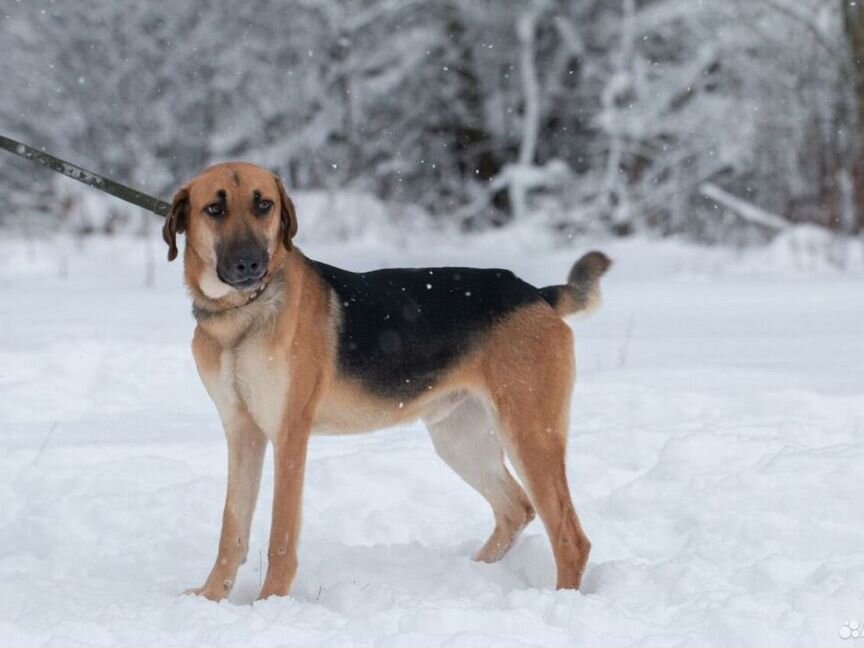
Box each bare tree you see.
[843,0,864,232]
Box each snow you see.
[1,225,863,647]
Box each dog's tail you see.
[539,251,612,317]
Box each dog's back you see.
[311,252,611,400]
[311,261,544,399]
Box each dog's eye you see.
[205,203,225,218]
[256,199,273,215]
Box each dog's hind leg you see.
[484,308,591,590]
[425,396,534,563]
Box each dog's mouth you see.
[217,270,267,291]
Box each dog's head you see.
[163,162,297,299]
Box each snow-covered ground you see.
[1,222,863,647]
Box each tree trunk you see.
[843,0,864,233]
[508,1,549,223]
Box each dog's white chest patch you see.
[231,341,288,440]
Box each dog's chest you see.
[218,339,289,439]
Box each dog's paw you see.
[182,581,232,602]
[256,583,290,601]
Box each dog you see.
[162,162,611,601]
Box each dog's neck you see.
[186,247,296,347]
[191,270,287,348]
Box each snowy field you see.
[1,221,863,647]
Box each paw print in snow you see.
[840,620,863,640]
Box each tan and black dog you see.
[163,162,611,601]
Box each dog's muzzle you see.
[217,245,269,289]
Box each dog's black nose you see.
[235,257,261,275]
[218,246,269,287]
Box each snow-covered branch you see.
[700,183,788,231]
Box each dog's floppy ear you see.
[162,186,189,262]
[275,176,298,251]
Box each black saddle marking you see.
[309,260,544,400]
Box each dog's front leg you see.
[186,413,267,601]
[257,419,311,600]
